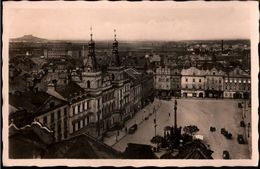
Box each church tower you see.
[107,29,130,124]
[111,29,120,67]
[77,27,103,137]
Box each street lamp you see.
[248,122,251,138]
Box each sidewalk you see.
[103,99,161,147]
[239,100,252,156]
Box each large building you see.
[46,82,93,138]
[44,42,72,59]
[155,66,172,97]
[181,67,205,98]
[204,67,225,98]
[223,66,251,99]
[155,66,181,97]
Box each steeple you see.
[84,26,98,72]
[111,29,120,67]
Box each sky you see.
[4,1,255,41]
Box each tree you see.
[183,125,199,136]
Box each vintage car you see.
[221,128,232,139]
[210,126,216,132]
[221,128,227,134]
[237,134,245,144]
[128,124,138,134]
[223,150,230,159]
[240,121,246,127]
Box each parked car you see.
[240,121,246,127]
[225,133,232,139]
[237,134,245,144]
[223,150,230,159]
[128,124,138,134]
[221,128,232,139]
[210,126,216,132]
[221,128,227,134]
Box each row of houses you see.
[9,31,154,142]
[155,66,251,99]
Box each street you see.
[111,98,251,159]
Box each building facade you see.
[155,66,171,97]
[204,67,225,98]
[223,67,251,99]
[181,67,205,98]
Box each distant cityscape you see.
[8,32,251,159]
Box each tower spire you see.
[110,28,120,67]
[83,26,98,72]
[114,29,116,41]
[90,26,93,41]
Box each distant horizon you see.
[10,34,251,42]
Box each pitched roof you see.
[43,134,121,159]
[9,123,121,159]
[9,91,51,113]
[9,91,68,116]
[123,143,158,159]
[55,82,86,99]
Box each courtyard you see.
[108,98,251,159]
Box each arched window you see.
[87,80,90,88]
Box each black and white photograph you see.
[2,1,259,167]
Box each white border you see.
[2,1,259,167]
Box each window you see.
[73,123,76,132]
[78,121,81,130]
[77,104,80,113]
[186,78,188,82]
[57,110,61,119]
[87,80,90,88]
[82,102,85,110]
[219,79,222,83]
[193,79,195,82]
[87,116,90,125]
[64,108,67,117]
[213,72,215,75]
[199,79,201,82]
[112,74,115,81]
[72,106,75,115]
[186,85,188,89]
[64,131,67,139]
[51,113,54,122]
